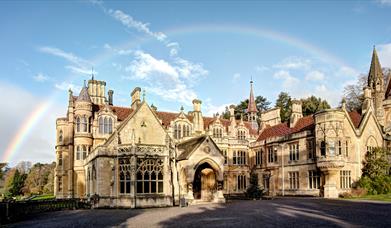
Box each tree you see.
[301,96,331,116]
[246,169,263,199]
[342,74,366,113]
[23,162,55,195]
[0,163,7,179]
[7,169,27,197]
[255,95,271,113]
[357,147,391,195]
[275,92,291,122]
[222,106,230,119]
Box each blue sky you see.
[1,0,391,165]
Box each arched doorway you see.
[193,163,217,201]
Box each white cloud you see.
[336,66,359,77]
[124,50,208,104]
[108,9,167,41]
[255,65,269,72]
[305,70,325,81]
[273,70,299,88]
[65,66,96,76]
[273,57,311,70]
[167,42,180,56]
[38,46,90,67]
[0,82,62,165]
[233,73,241,82]
[55,82,81,92]
[204,99,231,117]
[376,0,391,6]
[33,73,50,82]
[377,43,391,68]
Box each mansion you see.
[55,48,390,207]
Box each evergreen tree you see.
[246,169,263,199]
[301,96,331,116]
[7,169,27,197]
[275,92,291,122]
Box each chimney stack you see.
[192,99,202,112]
[289,99,303,128]
[108,90,114,105]
[131,87,141,109]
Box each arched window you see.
[177,124,182,139]
[104,117,108,134]
[185,125,190,137]
[99,117,104,134]
[82,145,87,160]
[58,130,63,143]
[108,118,113,134]
[136,158,164,194]
[173,124,178,139]
[81,116,87,132]
[76,116,81,132]
[320,141,326,156]
[76,145,81,160]
[89,117,93,133]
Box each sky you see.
[1,0,391,166]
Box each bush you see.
[357,175,391,195]
[246,169,264,199]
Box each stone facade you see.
[55,47,390,207]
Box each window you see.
[58,153,62,166]
[99,117,104,133]
[308,170,320,189]
[237,130,246,140]
[237,174,247,191]
[58,130,63,143]
[340,170,351,189]
[329,141,335,156]
[338,141,342,155]
[289,143,299,161]
[268,147,277,163]
[223,150,227,164]
[289,171,299,190]
[76,116,81,132]
[213,127,223,138]
[184,125,190,137]
[81,116,87,132]
[58,176,62,192]
[89,117,93,133]
[76,146,81,160]
[99,116,113,134]
[119,157,131,194]
[345,141,349,157]
[136,158,164,194]
[234,151,246,165]
[177,124,182,139]
[308,139,314,159]
[82,145,87,160]
[320,141,326,156]
[256,150,262,165]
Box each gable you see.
[177,135,223,161]
[118,102,168,145]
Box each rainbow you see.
[1,100,53,163]
[2,23,354,164]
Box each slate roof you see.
[176,135,207,160]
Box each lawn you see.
[348,193,391,202]
[30,194,55,201]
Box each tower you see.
[368,46,385,125]
[88,70,107,105]
[247,79,258,130]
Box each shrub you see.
[246,169,263,199]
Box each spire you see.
[247,78,257,113]
[76,82,91,102]
[368,46,383,87]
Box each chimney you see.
[108,90,114,105]
[289,99,303,128]
[193,99,202,112]
[192,99,204,134]
[229,105,236,134]
[131,87,141,109]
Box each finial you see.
[180,105,184,112]
[91,66,94,80]
[142,89,146,101]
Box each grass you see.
[348,193,391,202]
[30,194,55,201]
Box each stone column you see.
[323,170,339,198]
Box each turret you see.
[108,90,114,105]
[88,74,106,105]
[131,87,141,110]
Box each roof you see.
[248,81,257,113]
[348,111,363,128]
[177,135,207,160]
[256,115,314,141]
[76,86,91,102]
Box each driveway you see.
[6,197,391,228]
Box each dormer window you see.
[99,116,113,134]
[237,129,246,140]
[213,127,223,138]
[174,123,191,139]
